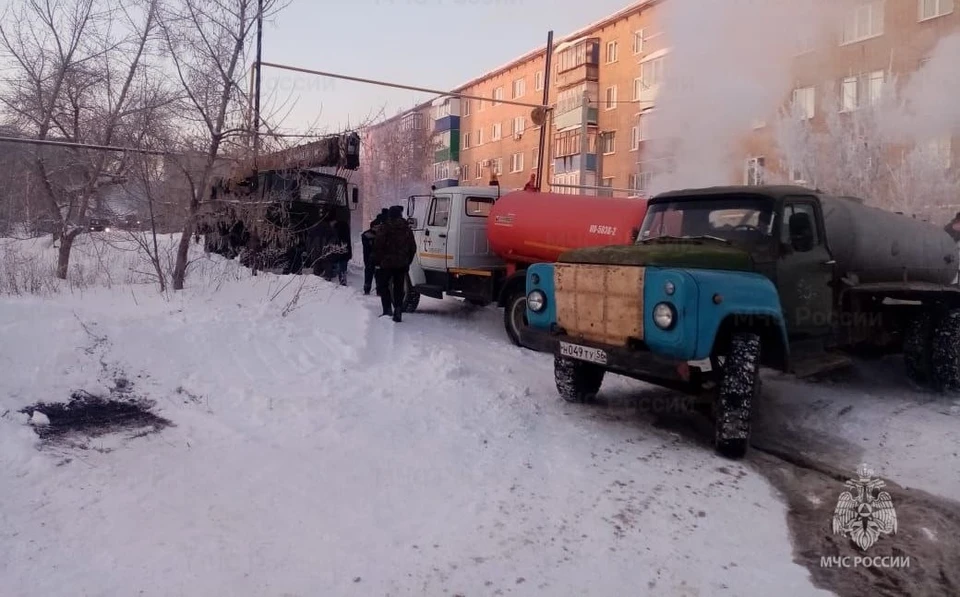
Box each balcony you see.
[553,154,597,174]
[434,115,461,134]
[553,126,598,159]
[554,63,599,91]
[554,106,598,131]
[639,83,660,105]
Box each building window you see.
[601,132,616,154]
[492,122,502,140]
[640,56,665,88]
[599,177,614,197]
[605,40,618,63]
[462,131,471,149]
[745,157,765,185]
[605,86,618,110]
[475,161,482,179]
[633,77,642,101]
[513,116,525,136]
[638,112,650,142]
[631,126,640,150]
[532,147,539,169]
[460,164,470,181]
[511,152,524,173]
[492,86,503,105]
[793,86,816,119]
[535,71,544,91]
[841,70,885,111]
[629,171,653,194]
[924,136,953,169]
[920,0,954,20]
[841,1,884,45]
[788,160,807,184]
[493,157,502,175]
[462,100,471,116]
[434,162,452,182]
[477,128,484,145]
[512,78,525,99]
[633,29,645,54]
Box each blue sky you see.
[258,0,634,134]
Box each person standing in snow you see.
[361,215,382,295]
[333,219,352,286]
[372,205,417,322]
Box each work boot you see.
[392,311,402,322]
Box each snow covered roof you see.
[450,0,660,93]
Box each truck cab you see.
[521,185,960,459]
[406,185,505,305]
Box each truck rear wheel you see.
[503,289,527,347]
[931,308,960,391]
[554,356,605,403]
[903,311,933,384]
[714,332,761,459]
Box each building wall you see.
[741,0,960,185]
[378,0,957,200]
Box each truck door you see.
[455,195,501,270]
[776,197,834,339]
[419,193,452,272]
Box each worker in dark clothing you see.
[361,215,382,294]
[372,205,417,322]
[523,173,538,191]
[334,219,352,285]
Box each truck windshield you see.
[298,172,347,206]
[639,195,775,243]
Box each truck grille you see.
[554,264,645,347]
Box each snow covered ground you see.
[1,234,957,596]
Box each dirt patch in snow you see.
[751,450,960,597]
[20,378,172,447]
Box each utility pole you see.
[535,30,553,191]
[578,90,589,195]
[253,0,264,169]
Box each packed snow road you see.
[1,257,958,596]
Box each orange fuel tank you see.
[487,190,649,266]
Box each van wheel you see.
[931,308,960,392]
[714,332,761,459]
[503,289,527,346]
[555,356,605,403]
[903,310,933,384]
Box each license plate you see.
[559,341,608,365]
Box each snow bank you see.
[0,245,831,596]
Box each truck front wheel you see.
[931,308,960,391]
[555,356,605,403]
[714,332,761,459]
[903,311,933,384]
[503,289,527,346]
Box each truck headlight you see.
[527,290,546,312]
[653,302,676,330]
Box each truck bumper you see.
[520,326,708,393]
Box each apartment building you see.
[369,0,958,198]
[742,0,959,187]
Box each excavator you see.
[198,131,361,274]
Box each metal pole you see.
[259,61,550,110]
[535,30,553,191]
[253,0,264,168]
[578,90,588,195]
[596,131,605,195]
[0,135,174,156]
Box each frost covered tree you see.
[0,0,166,278]
[359,107,436,224]
[158,0,289,290]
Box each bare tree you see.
[0,0,165,278]
[158,0,289,290]
[359,106,436,224]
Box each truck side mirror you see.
[407,217,418,229]
[788,212,814,252]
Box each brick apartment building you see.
[366,0,958,199]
